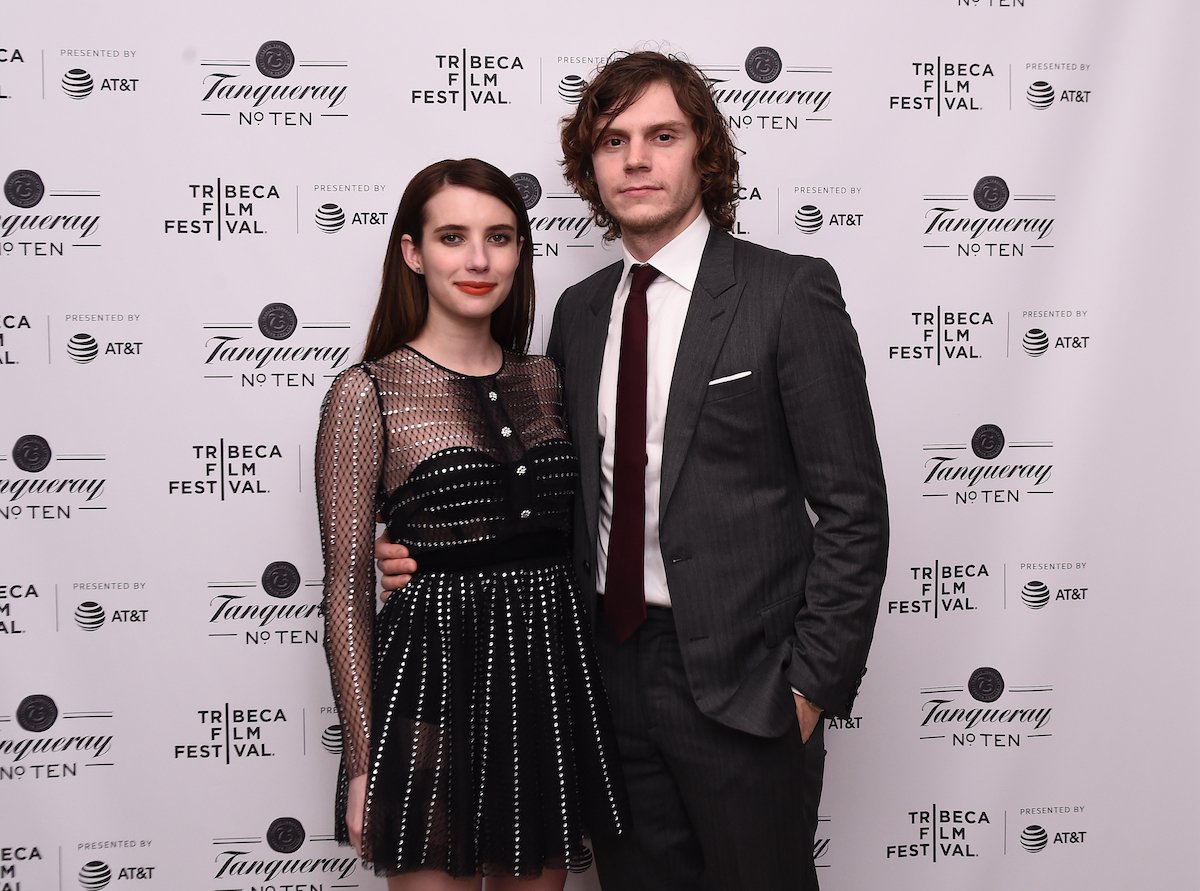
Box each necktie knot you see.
[629,263,660,297]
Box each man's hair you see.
[560,51,739,241]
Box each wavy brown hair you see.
[361,158,535,362]
[560,51,739,242]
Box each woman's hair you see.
[361,158,535,361]
[560,51,740,242]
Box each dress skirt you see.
[335,556,628,878]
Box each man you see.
[379,51,888,891]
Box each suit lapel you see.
[575,262,623,546]
[660,229,742,519]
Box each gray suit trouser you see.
[591,606,824,891]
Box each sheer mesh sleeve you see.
[315,365,382,779]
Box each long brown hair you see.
[560,51,740,242]
[361,158,535,362]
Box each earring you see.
[415,266,422,273]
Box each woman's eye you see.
[441,233,462,244]
[488,233,511,244]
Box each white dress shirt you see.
[596,210,710,606]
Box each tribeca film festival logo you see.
[1017,803,1089,853]
[2,169,101,259]
[889,52,1006,114]
[57,46,141,102]
[199,40,349,127]
[922,423,1054,506]
[206,560,322,647]
[509,171,599,259]
[1,579,46,637]
[0,842,49,889]
[0,312,32,366]
[888,560,994,619]
[200,302,351,390]
[310,182,390,235]
[163,178,283,240]
[918,666,1053,749]
[886,804,995,861]
[888,305,998,363]
[1,45,28,102]
[167,437,289,499]
[209,817,358,889]
[0,694,115,781]
[174,704,295,763]
[699,46,832,136]
[411,50,527,109]
[922,175,1056,258]
[0,434,107,521]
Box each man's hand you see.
[375,532,416,601]
[346,773,366,856]
[793,692,823,745]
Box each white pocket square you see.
[708,371,752,386]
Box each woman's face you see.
[401,185,522,331]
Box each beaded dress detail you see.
[316,346,626,877]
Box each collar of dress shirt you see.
[619,209,710,293]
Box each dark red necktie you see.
[605,263,659,642]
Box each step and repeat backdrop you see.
[3,2,1197,889]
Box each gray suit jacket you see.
[546,227,888,738]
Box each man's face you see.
[590,79,704,244]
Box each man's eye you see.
[656,133,674,142]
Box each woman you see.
[316,159,627,890]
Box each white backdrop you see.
[3,2,1198,889]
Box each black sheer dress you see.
[316,346,627,877]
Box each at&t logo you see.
[60,68,139,100]
[64,332,143,364]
